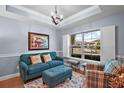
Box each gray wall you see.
[1,11,124,77]
[0,17,57,54]
[56,30,63,51]
[0,56,19,77]
[60,12,124,56]
[0,16,57,77]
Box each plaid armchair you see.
[86,59,120,88]
[86,64,110,88]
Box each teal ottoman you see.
[42,65,72,88]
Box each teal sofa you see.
[19,52,64,83]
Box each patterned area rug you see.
[24,72,87,88]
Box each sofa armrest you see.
[19,61,28,73]
[86,70,111,79]
[55,56,64,62]
[87,63,105,71]
[86,70,111,88]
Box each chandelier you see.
[51,5,63,25]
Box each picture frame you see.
[28,32,49,50]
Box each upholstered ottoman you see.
[42,65,72,87]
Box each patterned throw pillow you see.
[43,54,52,63]
[104,59,119,73]
[30,55,42,64]
[104,59,113,68]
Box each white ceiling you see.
[1,5,124,30]
[22,5,91,19]
[21,5,124,28]
[62,5,124,29]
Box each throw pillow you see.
[30,55,42,64]
[104,59,119,73]
[43,54,52,63]
[104,59,113,69]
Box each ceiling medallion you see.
[51,5,63,25]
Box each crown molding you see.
[0,5,102,30]
[0,5,57,28]
[58,5,102,28]
[8,5,53,25]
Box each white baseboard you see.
[0,73,20,81]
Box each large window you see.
[84,31,100,61]
[63,26,115,62]
[70,31,101,61]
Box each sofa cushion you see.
[47,60,63,68]
[28,63,50,74]
[49,52,56,60]
[104,59,119,73]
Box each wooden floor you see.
[0,69,85,88]
[0,77,24,88]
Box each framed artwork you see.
[28,32,49,50]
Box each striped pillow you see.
[104,59,119,73]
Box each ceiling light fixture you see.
[51,5,63,25]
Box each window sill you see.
[65,56,101,64]
[83,59,100,64]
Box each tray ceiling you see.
[1,5,124,30]
[22,5,92,19]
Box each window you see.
[70,31,101,61]
[64,26,115,62]
[70,34,82,58]
[84,31,100,61]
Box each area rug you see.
[24,72,87,88]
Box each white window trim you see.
[66,25,115,63]
[66,56,101,64]
[69,29,101,62]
